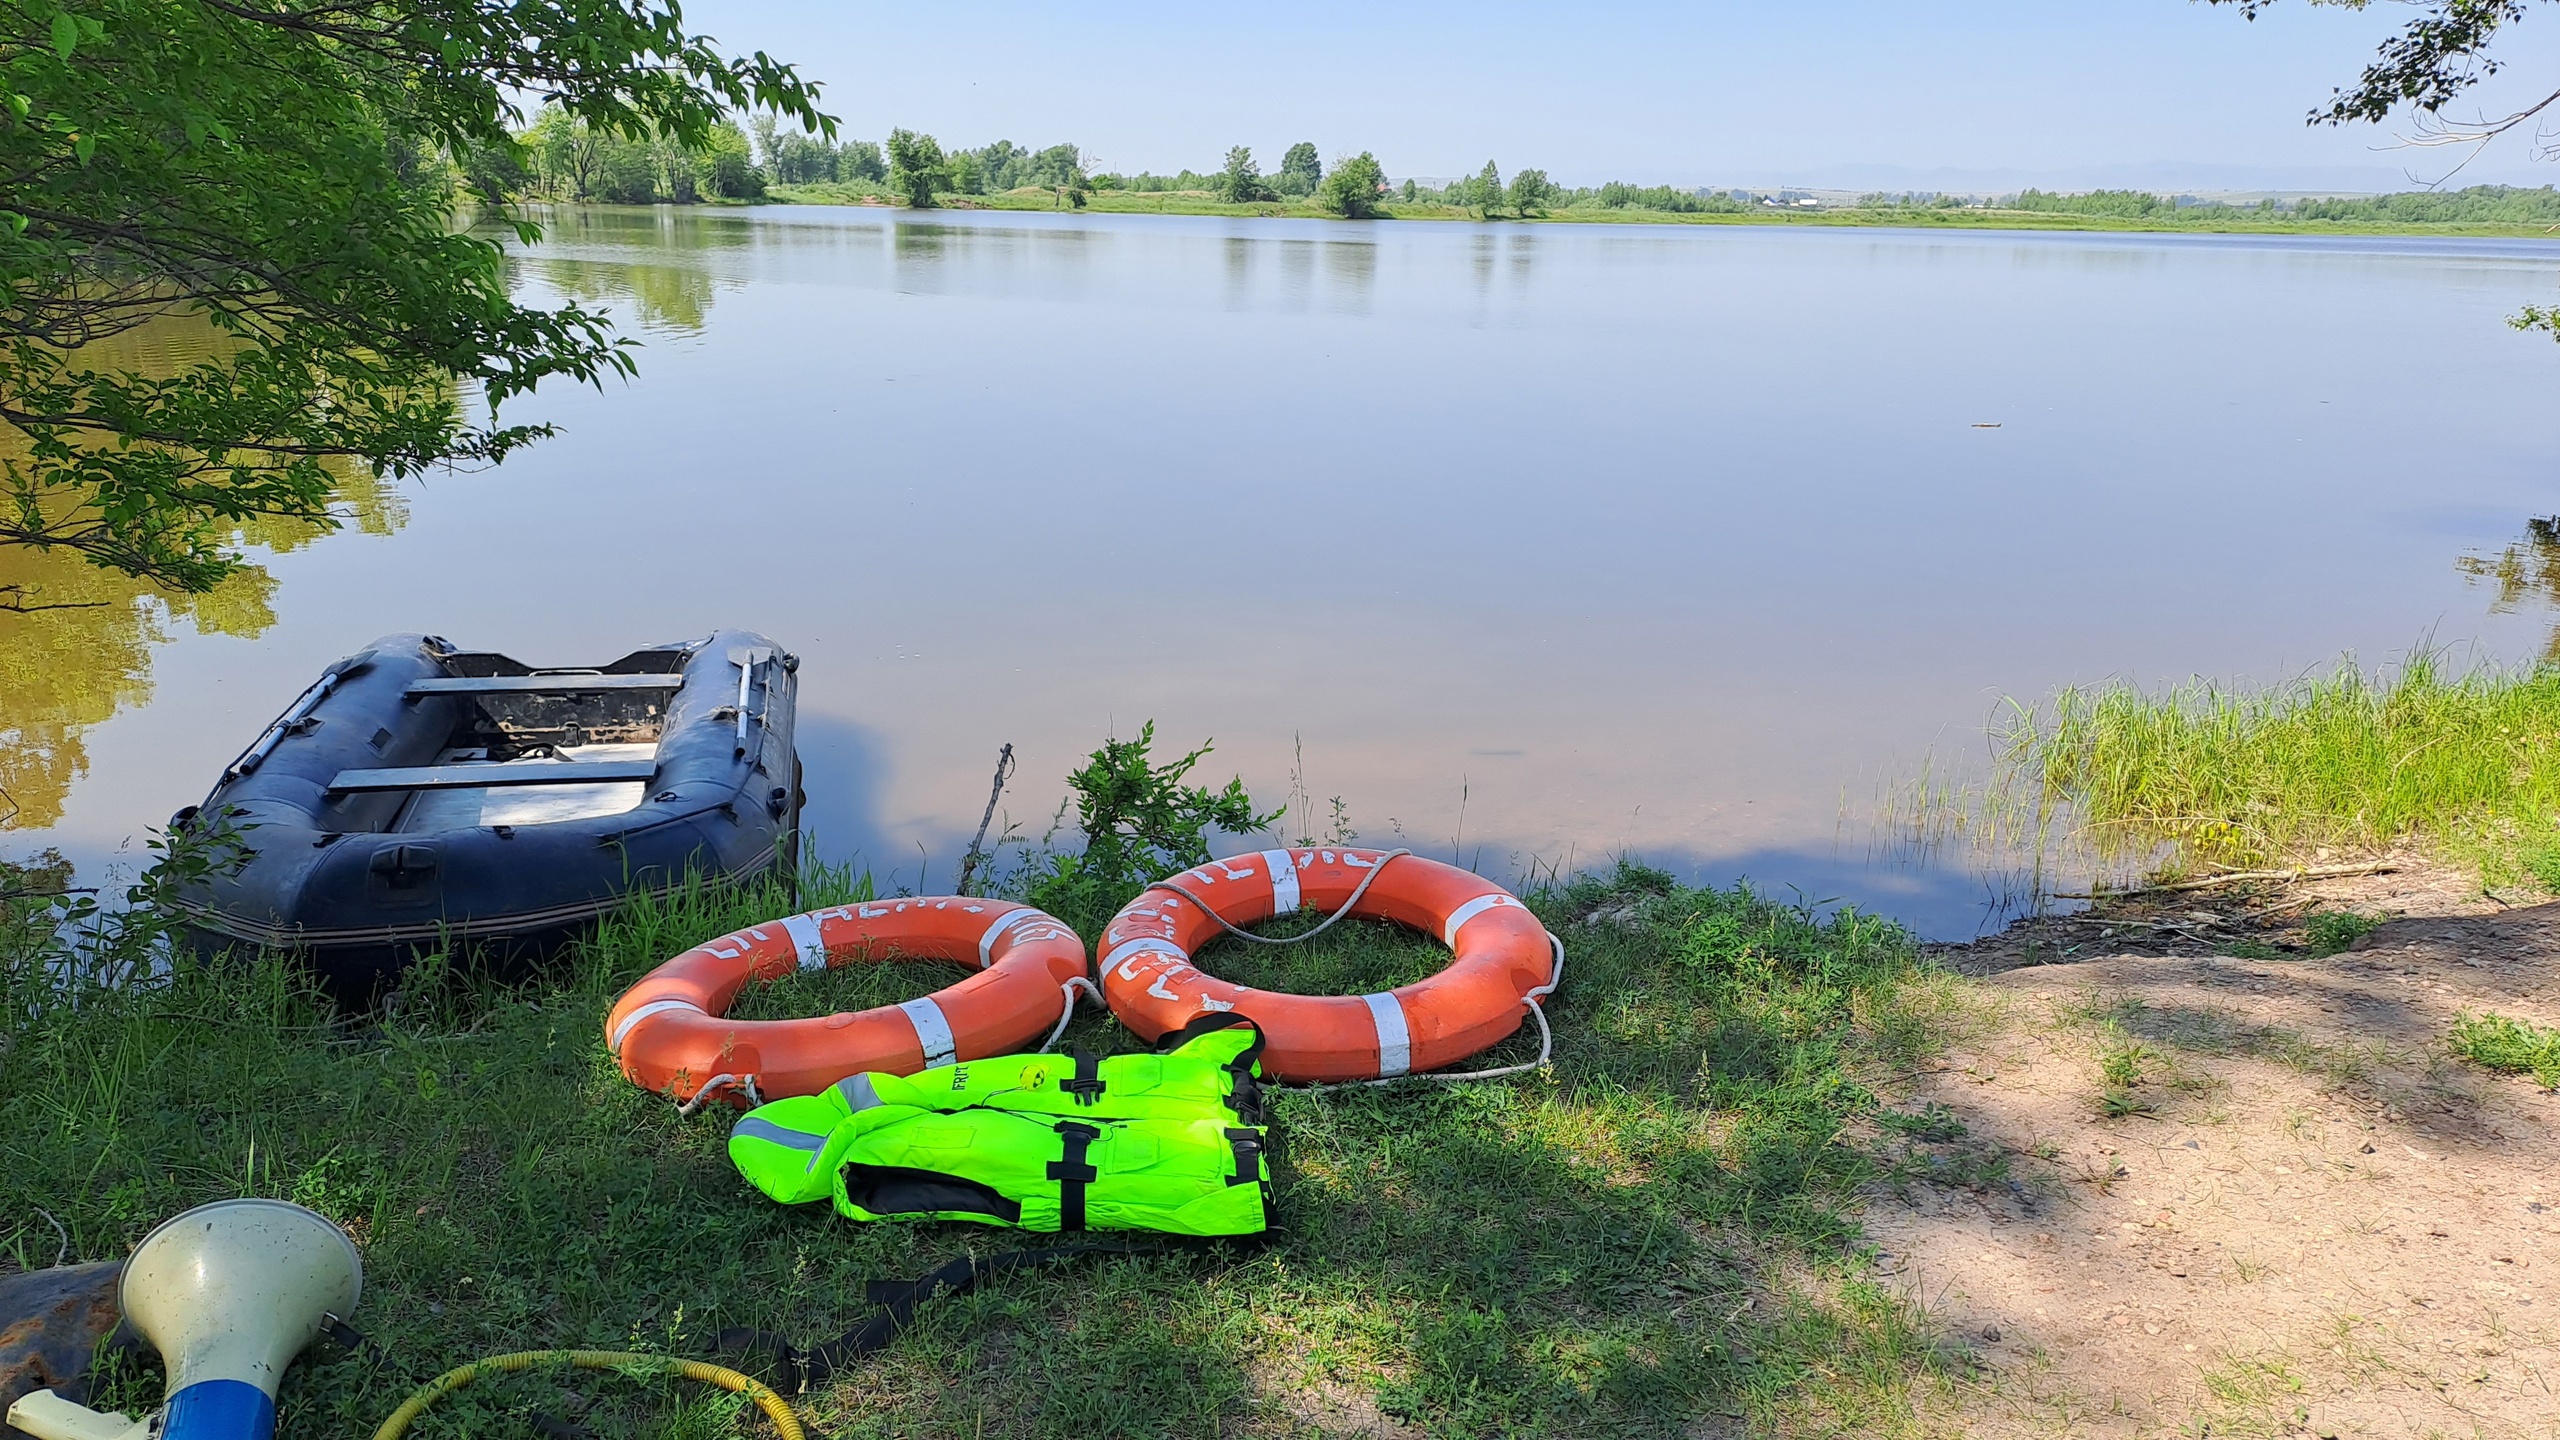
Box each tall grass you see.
[1998,647,2560,884]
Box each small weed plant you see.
[2303,909,2380,956]
[1019,721,1280,938]
[2521,840,2560,893]
[2088,1018,2162,1118]
[2450,1011,2560,1088]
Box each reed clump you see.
[1998,648,2560,884]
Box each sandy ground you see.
[1876,864,2560,1438]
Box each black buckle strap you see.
[1223,1128,1262,1187]
[1046,1121,1101,1232]
[1061,1049,1106,1106]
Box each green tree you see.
[1215,145,1274,203]
[527,105,604,198]
[2207,0,2560,342]
[695,120,764,200]
[458,137,531,204]
[1276,141,1322,197]
[0,0,830,593]
[843,138,887,183]
[1470,160,1505,217]
[2208,0,2542,131]
[946,150,986,195]
[1319,152,1388,219]
[1508,167,1556,216]
[594,130,660,202]
[886,127,946,206]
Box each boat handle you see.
[219,656,373,786]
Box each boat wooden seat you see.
[327,760,660,793]
[405,674,686,697]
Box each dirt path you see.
[1873,876,2560,1438]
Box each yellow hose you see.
[369,1348,805,1440]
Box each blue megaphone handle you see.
[162,1380,275,1440]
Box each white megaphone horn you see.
[5,1199,362,1440]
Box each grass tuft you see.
[2301,910,2379,957]
[1999,646,2560,884]
[2450,1011,2560,1089]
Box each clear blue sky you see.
[684,0,2560,191]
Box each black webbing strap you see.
[1152,1010,1263,1055]
[715,1239,1212,1396]
[1046,1121,1101,1232]
[1151,1012,1268,1124]
[1061,1048,1106,1105]
[1223,1128,1262,1186]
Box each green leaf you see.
[71,132,93,165]
[50,10,78,59]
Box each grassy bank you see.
[1999,649,2560,889]
[765,183,2560,239]
[0,863,1970,1438]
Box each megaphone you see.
[5,1199,361,1440]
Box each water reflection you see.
[0,317,410,834]
[2457,516,2560,659]
[1223,235,1251,311]
[521,257,722,337]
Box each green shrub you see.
[1021,722,1279,939]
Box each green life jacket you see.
[729,1016,1271,1237]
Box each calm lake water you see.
[10,206,2560,937]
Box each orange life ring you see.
[1097,848,1559,1083]
[605,897,1091,1108]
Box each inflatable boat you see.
[171,630,801,995]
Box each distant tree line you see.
[1847,184,2560,224]
[1395,165,1745,219]
[752,117,886,186]
[464,113,2560,234]
[2292,185,2560,224]
[466,106,763,204]
[740,129,1770,222]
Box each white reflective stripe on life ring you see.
[780,913,829,971]
[1261,847,1300,914]
[1362,991,1411,1077]
[977,907,1044,968]
[610,997,705,1053]
[1440,893,1525,948]
[899,996,958,1068]
[1102,935,1187,978]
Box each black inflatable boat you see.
[172,630,801,994]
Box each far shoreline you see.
[759,182,2560,241]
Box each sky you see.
[682,0,2560,193]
